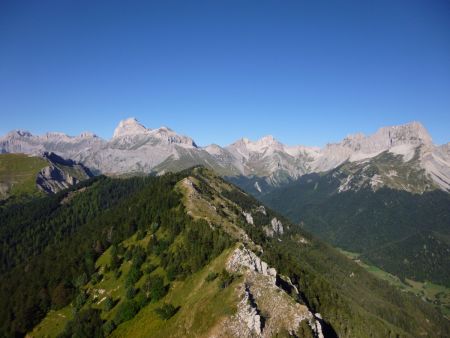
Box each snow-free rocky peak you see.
[113,117,150,138]
[112,118,197,147]
[312,122,435,170]
[7,130,33,138]
[149,126,198,148]
[341,121,432,152]
[228,135,285,156]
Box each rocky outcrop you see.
[113,117,150,138]
[36,153,93,194]
[271,218,284,235]
[37,165,76,193]
[220,246,324,338]
[227,247,277,282]
[233,285,263,336]
[242,211,254,225]
[263,218,284,238]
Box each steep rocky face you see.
[311,122,433,172]
[343,122,431,152]
[224,136,317,181]
[0,152,92,199]
[36,152,93,193]
[420,143,450,191]
[219,246,324,338]
[36,165,76,193]
[112,118,197,148]
[112,117,149,138]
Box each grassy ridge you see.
[0,153,47,199]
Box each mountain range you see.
[1,118,449,194]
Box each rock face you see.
[227,247,277,281]
[262,217,284,238]
[112,118,197,147]
[36,152,93,194]
[220,247,324,338]
[242,211,254,225]
[224,136,318,184]
[112,117,149,138]
[37,165,75,193]
[271,218,284,235]
[1,119,449,192]
[235,286,263,336]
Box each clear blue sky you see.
[0,0,449,146]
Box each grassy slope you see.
[112,248,237,338]
[29,234,238,338]
[0,153,47,199]
[28,307,73,338]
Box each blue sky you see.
[0,0,449,146]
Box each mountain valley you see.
[1,168,448,338]
[1,120,449,337]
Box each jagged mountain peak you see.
[229,135,283,153]
[338,121,432,152]
[375,121,432,146]
[149,126,198,148]
[113,117,150,138]
[112,118,197,147]
[7,130,33,138]
[314,121,434,171]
